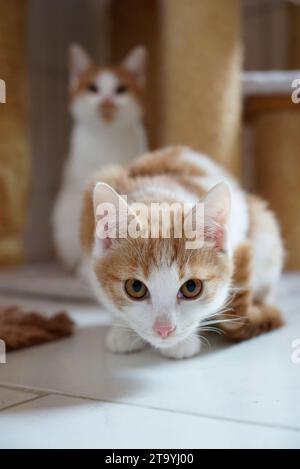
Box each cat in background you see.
[81,146,284,359]
[53,44,148,272]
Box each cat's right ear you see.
[202,182,231,251]
[69,43,92,89]
[122,46,147,88]
[93,182,133,250]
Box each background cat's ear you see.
[122,46,147,88]
[202,182,231,251]
[69,43,92,88]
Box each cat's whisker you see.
[201,316,244,328]
[199,334,211,350]
[200,326,224,335]
[112,323,136,334]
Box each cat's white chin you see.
[136,328,199,350]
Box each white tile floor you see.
[0,271,300,448]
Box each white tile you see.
[0,387,38,410]
[0,274,299,432]
[0,394,299,449]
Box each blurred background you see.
[1,0,300,273]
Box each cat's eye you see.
[179,279,203,300]
[88,83,98,93]
[125,279,148,300]
[116,84,127,94]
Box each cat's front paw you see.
[160,335,201,359]
[106,326,146,354]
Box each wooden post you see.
[160,0,242,176]
[246,95,300,271]
[0,0,30,266]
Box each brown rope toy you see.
[0,305,74,351]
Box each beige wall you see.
[111,0,162,150]
[242,0,289,71]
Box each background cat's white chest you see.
[68,121,146,187]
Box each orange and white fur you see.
[81,146,284,359]
[53,44,148,271]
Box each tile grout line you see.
[0,394,49,413]
[0,383,47,397]
[0,382,299,434]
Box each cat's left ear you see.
[122,46,147,88]
[202,182,231,251]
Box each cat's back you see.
[128,146,249,248]
[129,146,237,192]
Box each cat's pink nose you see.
[153,321,175,339]
[101,99,116,109]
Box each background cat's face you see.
[69,44,146,125]
[92,236,233,349]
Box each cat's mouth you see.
[137,328,192,349]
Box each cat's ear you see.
[93,182,123,213]
[69,43,92,88]
[93,183,125,249]
[203,182,231,226]
[202,182,231,251]
[93,182,143,250]
[122,46,147,88]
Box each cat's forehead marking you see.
[137,238,189,280]
[95,70,119,94]
[147,265,180,309]
[70,63,142,103]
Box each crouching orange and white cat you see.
[81,146,284,359]
[53,44,148,272]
